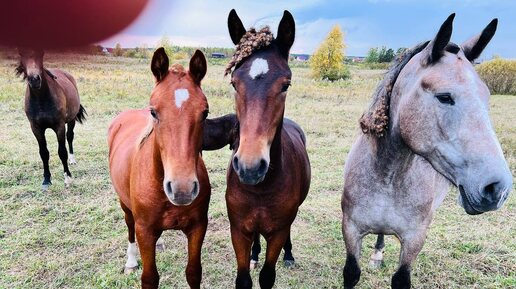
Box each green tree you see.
[310,25,349,81]
[157,36,174,57]
[365,47,379,63]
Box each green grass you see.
[0,53,514,289]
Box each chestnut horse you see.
[108,48,210,289]
[342,15,512,289]
[16,49,86,191]
[223,10,311,289]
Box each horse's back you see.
[108,109,150,208]
[283,118,311,203]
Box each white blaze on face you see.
[249,58,269,79]
[174,89,189,108]
[125,242,138,268]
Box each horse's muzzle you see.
[459,176,512,215]
[232,155,268,185]
[164,180,199,206]
[28,74,41,89]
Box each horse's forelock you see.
[360,41,430,137]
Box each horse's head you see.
[363,14,512,215]
[17,48,45,89]
[226,9,295,185]
[147,48,208,206]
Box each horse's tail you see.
[75,105,87,124]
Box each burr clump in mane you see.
[224,26,274,76]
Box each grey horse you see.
[341,14,513,289]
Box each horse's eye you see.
[202,109,209,121]
[435,93,455,105]
[150,108,158,119]
[281,82,291,93]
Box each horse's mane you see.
[359,41,430,137]
[15,61,26,80]
[224,26,274,76]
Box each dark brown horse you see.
[223,9,311,289]
[108,48,210,289]
[16,49,86,191]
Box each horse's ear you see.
[426,13,455,64]
[228,9,246,45]
[462,18,497,62]
[151,47,169,82]
[276,10,295,59]
[189,50,207,85]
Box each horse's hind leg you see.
[30,124,51,191]
[121,203,139,274]
[391,230,427,289]
[55,124,72,186]
[259,228,290,289]
[369,234,385,268]
[66,120,77,165]
[250,233,261,269]
[283,232,295,268]
[342,222,363,289]
[185,218,208,289]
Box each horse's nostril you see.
[233,156,240,171]
[483,182,499,196]
[258,159,268,174]
[165,181,172,194]
[35,75,41,81]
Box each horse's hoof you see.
[155,242,165,252]
[123,265,138,274]
[64,173,73,187]
[369,259,383,269]
[41,183,50,192]
[249,259,258,270]
[283,259,296,268]
[68,154,77,165]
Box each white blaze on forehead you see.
[174,89,189,108]
[249,58,269,79]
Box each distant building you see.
[346,56,365,63]
[292,54,310,61]
[211,52,226,58]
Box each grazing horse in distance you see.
[108,48,210,289]
[16,49,86,191]
[342,14,513,289]
[223,9,311,289]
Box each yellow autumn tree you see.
[310,25,349,81]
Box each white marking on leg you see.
[369,249,384,268]
[249,58,269,79]
[68,154,76,165]
[174,89,189,108]
[64,173,72,187]
[125,242,138,268]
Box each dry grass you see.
[0,53,514,289]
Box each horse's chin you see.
[458,186,484,215]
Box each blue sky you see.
[101,0,516,59]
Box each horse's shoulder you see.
[283,118,306,146]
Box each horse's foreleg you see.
[230,226,253,289]
[135,225,161,289]
[391,230,427,289]
[55,125,72,186]
[66,120,76,165]
[184,219,208,289]
[282,232,295,268]
[369,234,385,268]
[30,124,51,190]
[342,221,363,289]
[259,228,290,289]
[121,203,138,274]
[250,232,261,269]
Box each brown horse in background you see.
[16,49,86,191]
[108,48,210,289]
[222,10,311,289]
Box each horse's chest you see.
[26,101,61,126]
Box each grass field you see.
[0,53,514,289]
